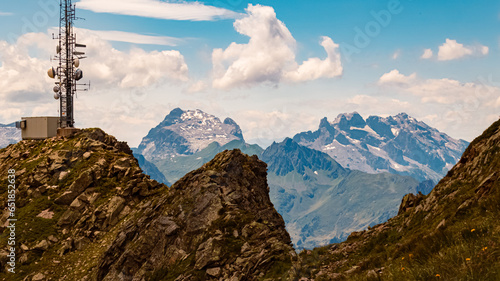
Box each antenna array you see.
[47,0,89,128]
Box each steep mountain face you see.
[98,149,294,281]
[0,122,21,148]
[137,108,244,160]
[133,152,171,185]
[152,139,263,185]
[0,129,293,280]
[294,119,500,280]
[262,138,420,249]
[293,112,469,183]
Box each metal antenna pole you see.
[49,0,88,129]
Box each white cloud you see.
[378,69,499,104]
[378,69,416,85]
[437,39,489,61]
[83,29,183,46]
[0,30,189,102]
[68,29,189,88]
[236,109,318,147]
[184,81,208,94]
[392,49,401,60]
[212,4,342,90]
[421,48,433,59]
[284,36,343,82]
[377,70,500,141]
[76,0,240,21]
[0,33,53,102]
[0,11,13,16]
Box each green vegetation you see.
[294,119,500,280]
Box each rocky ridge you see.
[98,149,295,281]
[0,128,163,280]
[0,129,294,280]
[262,138,421,249]
[293,112,469,183]
[294,119,500,280]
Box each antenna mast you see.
[48,0,88,128]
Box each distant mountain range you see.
[0,109,468,249]
[0,122,21,148]
[137,108,244,160]
[133,108,468,249]
[293,112,469,183]
[262,138,423,249]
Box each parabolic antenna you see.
[47,0,90,128]
[47,67,56,79]
[75,69,83,81]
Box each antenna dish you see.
[54,93,60,100]
[53,86,60,93]
[47,67,56,79]
[74,69,83,81]
[56,45,61,54]
[74,58,80,67]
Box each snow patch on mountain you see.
[293,112,469,182]
[138,108,244,160]
[0,123,21,148]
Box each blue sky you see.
[0,0,499,147]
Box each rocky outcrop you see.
[0,129,294,281]
[97,149,295,281]
[294,119,500,280]
[0,129,162,280]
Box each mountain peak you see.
[0,130,294,280]
[262,138,346,177]
[319,117,331,128]
[100,148,294,280]
[294,112,469,182]
[334,112,366,129]
[138,109,245,160]
[294,118,500,280]
[161,107,185,125]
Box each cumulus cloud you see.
[378,69,416,85]
[236,109,318,147]
[437,39,489,61]
[378,69,500,105]
[0,33,53,102]
[0,30,189,102]
[377,69,500,140]
[212,4,343,90]
[80,30,188,88]
[421,48,433,59]
[284,37,343,82]
[76,0,240,21]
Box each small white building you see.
[17,117,59,140]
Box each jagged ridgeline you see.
[0,129,294,280]
[1,117,499,280]
[294,119,500,280]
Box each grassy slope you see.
[295,119,500,280]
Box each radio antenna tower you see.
[47,0,89,128]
